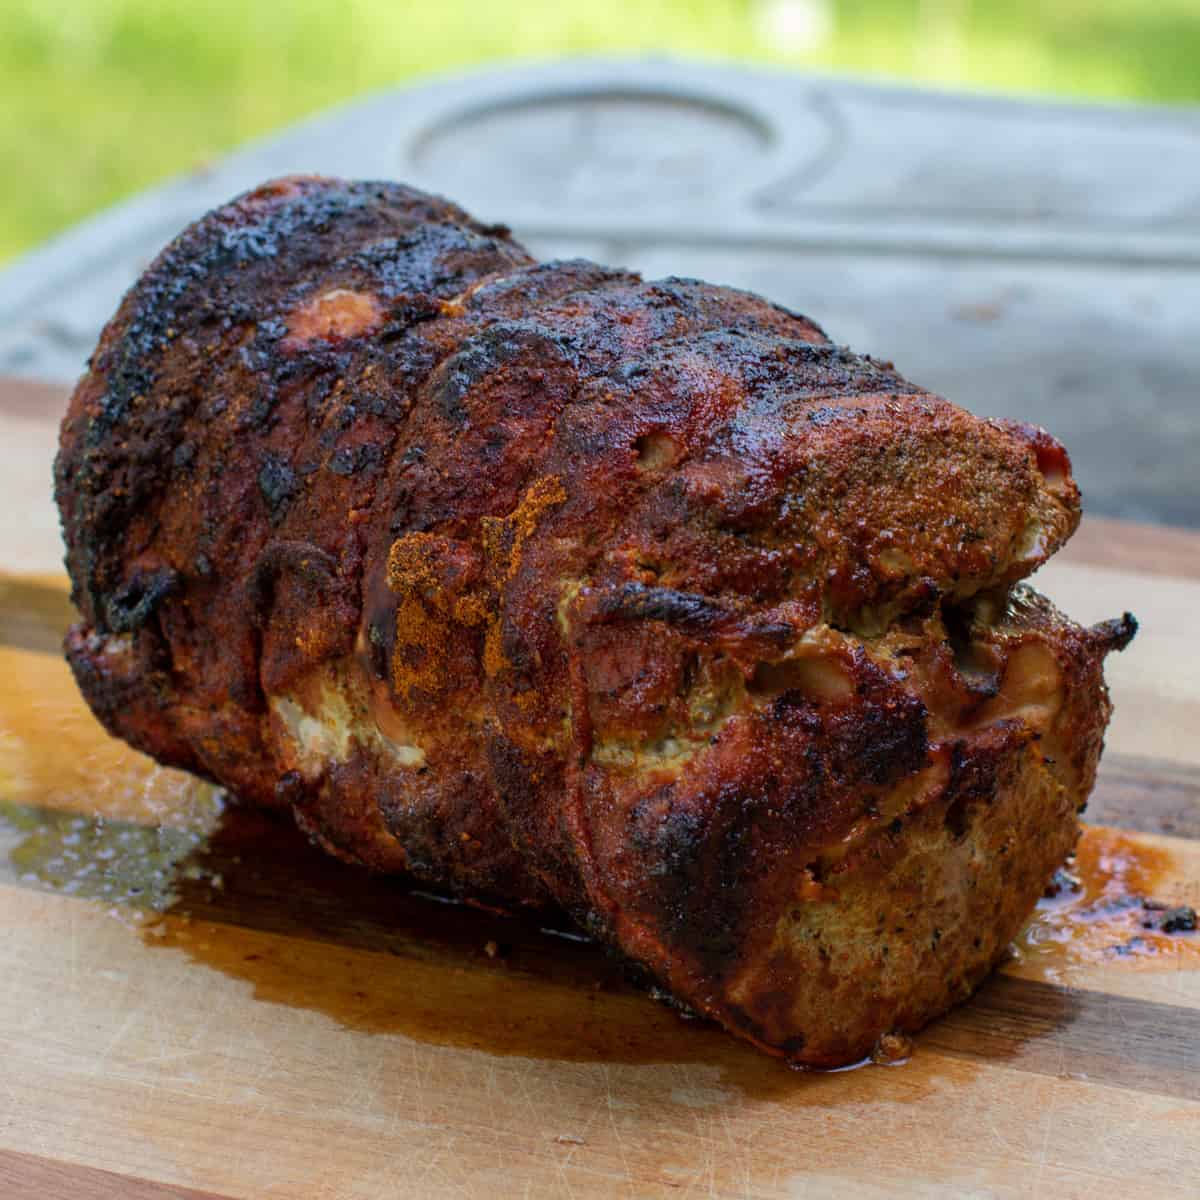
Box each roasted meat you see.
[55,176,1135,1066]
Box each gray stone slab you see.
[2,58,1197,525]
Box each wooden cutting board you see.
[1,377,1198,1199]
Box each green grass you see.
[4,0,1199,263]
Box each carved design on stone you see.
[407,87,830,211]
[752,88,848,211]
[756,96,1200,230]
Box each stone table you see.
[3,57,1198,526]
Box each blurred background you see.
[5,0,1200,263]
[3,0,1198,531]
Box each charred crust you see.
[103,565,179,634]
[595,583,730,631]
[1089,611,1138,653]
[723,1004,808,1061]
[63,622,202,777]
[633,793,753,977]
[342,221,526,300]
[57,175,532,626]
[274,770,306,805]
[257,453,297,522]
[941,725,1030,840]
[427,320,573,426]
[626,668,929,983]
[247,541,343,622]
[54,174,1126,1067]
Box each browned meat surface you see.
[55,176,1135,1066]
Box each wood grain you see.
[1,374,1198,1199]
[1090,754,1200,838]
[1035,557,1200,767]
[924,974,1200,1101]
[2,883,1199,1200]
[0,1150,232,1200]
[1062,514,1200,581]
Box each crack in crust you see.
[56,175,1134,1064]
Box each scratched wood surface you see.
[1,378,1198,1200]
